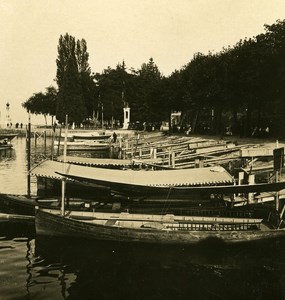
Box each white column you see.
[123,107,130,129]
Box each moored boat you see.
[0,133,18,140]
[35,207,285,244]
[34,116,285,244]
[55,141,110,151]
[71,131,112,141]
[31,160,235,198]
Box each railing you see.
[167,221,261,231]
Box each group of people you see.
[6,122,23,129]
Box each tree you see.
[56,33,91,124]
[22,86,57,125]
[133,58,162,122]
[94,61,132,126]
[76,39,96,118]
[56,50,86,124]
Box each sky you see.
[0,0,285,126]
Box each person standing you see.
[112,132,117,143]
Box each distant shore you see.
[1,126,284,146]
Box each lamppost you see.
[6,102,11,127]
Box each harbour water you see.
[1,137,285,299]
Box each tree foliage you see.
[22,86,57,125]
[56,33,94,124]
[22,19,285,136]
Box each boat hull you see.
[35,208,285,245]
[72,134,111,141]
[66,145,110,151]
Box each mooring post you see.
[51,128,54,160]
[172,151,175,168]
[153,148,157,159]
[195,159,200,168]
[248,174,255,204]
[57,127,62,157]
[61,115,68,217]
[34,131,36,147]
[27,112,31,198]
[150,147,154,159]
[278,203,285,229]
[168,149,172,166]
[118,136,122,148]
[44,131,47,156]
[275,171,280,212]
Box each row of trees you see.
[23,19,285,136]
[172,19,285,136]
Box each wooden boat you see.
[55,162,285,197]
[32,160,235,197]
[31,159,285,200]
[56,155,165,169]
[71,131,112,141]
[35,207,285,244]
[0,138,13,150]
[34,116,285,244]
[54,140,110,151]
[0,133,17,140]
[57,141,110,151]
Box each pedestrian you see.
[112,132,117,143]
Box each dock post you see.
[27,112,31,198]
[172,151,175,168]
[44,131,46,156]
[195,159,200,168]
[153,148,157,159]
[278,202,285,229]
[236,171,244,199]
[51,127,55,160]
[34,131,37,147]
[150,147,154,159]
[238,171,244,186]
[275,171,280,212]
[248,174,255,204]
[61,115,68,216]
[110,145,114,158]
[57,127,62,157]
[276,191,280,212]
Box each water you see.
[1,137,285,299]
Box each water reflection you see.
[0,220,285,300]
[0,137,31,195]
[1,137,285,299]
[0,136,111,196]
[33,236,285,300]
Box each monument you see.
[122,106,130,130]
[122,87,130,129]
